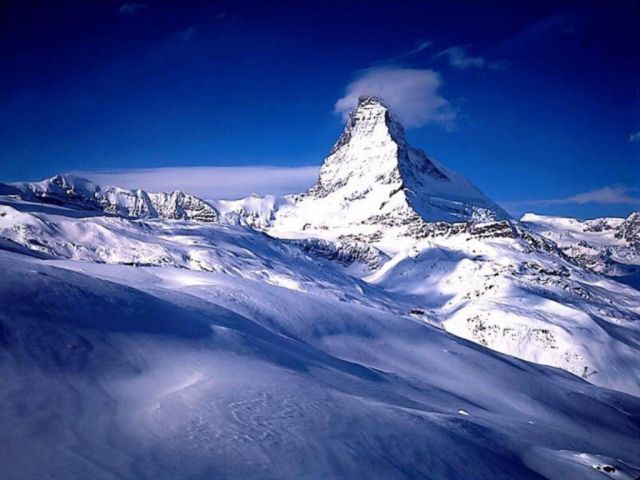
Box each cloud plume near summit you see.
[335,67,456,129]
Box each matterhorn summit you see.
[228,96,509,252]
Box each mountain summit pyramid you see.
[264,96,509,250]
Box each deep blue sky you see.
[1,0,638,218]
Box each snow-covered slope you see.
[227,96,508,253]
[0,199,389,304]
[365,225,640,395]
[2,244,640,479]
[2,191,640,397]
[522,212,640,287]
[618,212,640,246]
[3,174,218,222]
[1,190,640,477]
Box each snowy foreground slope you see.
[3,187,640,396]
[1,224,640,479]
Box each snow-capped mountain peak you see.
[327,95,407,156]
[249,95,510,251]
[311,95,455,199]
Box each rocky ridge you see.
[3,174,218,222]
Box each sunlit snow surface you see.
[217,197,640,396]
[1,198,640,479]
[522,213,640,288]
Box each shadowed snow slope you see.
[1,250,640,479]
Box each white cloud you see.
[404,40,432,56]
[70,166,320,201]
[528,186,640,206]
[436,47,485,69]
[374,40,432,65]
[435,46,507,71]
[334,67,456,129]
[179,26,197,41]
[629,131,640,143]
[118,3,147,15]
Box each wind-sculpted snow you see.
[1,251,640,479]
